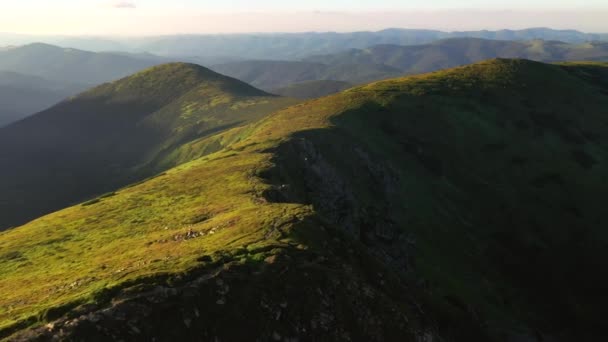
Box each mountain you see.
[0,43,166,85]
[0,71,87,127]
[271,80,352,99]
[450,27,607,42]
[305,38,608,75]
[1,59,608,341]
[210,60,401,90]
[209,39,608,93]
[0,44,243,126]
[3,39,605,129]
[2,35,128,52]
[0,63,298,230]
[3,28,606,60]
[107,28,608,60]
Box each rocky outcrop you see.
[8,236,443,342]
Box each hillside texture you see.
[1,59,608,341]
[0,63,298,230]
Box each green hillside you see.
[272,80,352,99]
[0,63,298,230]
[2,59,608,341]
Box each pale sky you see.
[1,0,607,35]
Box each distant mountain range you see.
[305,38,608,74]
[0,43,164,84]
[2,28,607,60]
[2,36,608,127]
[213,38,608,96]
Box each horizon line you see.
[1,26,607,38]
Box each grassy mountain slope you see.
[210,60,400,91]
[272,80,352,99]
[1,59,608,341]
[305,38,608,75]
[0,71,87,127]
[0,63,298,231]
[0,43,163,85]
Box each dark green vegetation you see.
[272,80,353,99]
[0,63,298,230]
[1,59,608,341]
[210,60,400,91]
[0,71,86,127]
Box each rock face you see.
[255,60,608,341]
[9,246,444,342]
[264,136,414,278]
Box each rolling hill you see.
[209,38,608,93]
[305,38,608,75]
[0,44,245,126]
[0,63,298,231]
[1,59,608,341]
[0,43,164,85]
[137,28,608,60]
[2,28,606,61]
[80,28,608,60]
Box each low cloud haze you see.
[0,6,606,35]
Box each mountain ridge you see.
[304,37,608,74]
[3,27,605,59]
[210,38,608,93]
[0,62,298,230]
[0,43,164,85]
[1,59,608,341]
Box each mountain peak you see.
[78,62,270,105]
[19,42,68,52]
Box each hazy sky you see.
[2,0,607,35]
